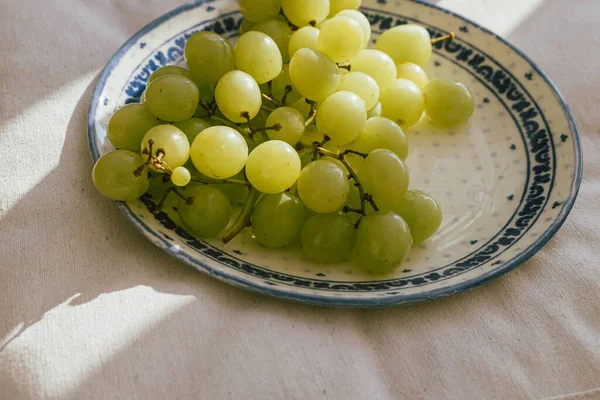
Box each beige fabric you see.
[1,0,598,399]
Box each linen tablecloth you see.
[1,0,598,399]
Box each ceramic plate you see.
[88,0,582,307]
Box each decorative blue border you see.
[88,0,582,307]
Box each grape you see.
[92,150,150,201]
[367,102,381,118]
[354,117,408,160]
[380,78,424,127]
[252,19,293,62]
[178,185,232,238]
[423,78,475,127]
[245,140,301,193]
[396,62,428,89]
[298,160,349,213]
[300,212,355,263]
[216,183,249,207]
[355,211,413,273]
[190,126,248,179]
[317,16,363,63]
[375,24,432,67]
[141,125,190,169]
[259,65,302,105]
[281,0,330,27]
[173,118,213,144]
[300,122,325,145]
[171,166,191,187]
[316,91,366,145]
[235,31,283,84]
[215,70,262,123]
[239,0,282,23]
[336,10,371,49]
[288,26,320,57]
[266,107,305,145]
[290,97,312,116]
[240,19,256,34]
[251,192,305,247]
[147,65,194,86]
[338,72,380,110]
[329,0,361,16]
[387,190,442,242]
[358,149,409,208]
[349,49,397,91]
[107,104,161,152]
[184,32,236,85]
[289,48,340,101]
[140,89,147,104]
[145,75,199,122]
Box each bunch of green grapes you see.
[91,0,474,274]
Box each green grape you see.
[288,26,320,57]
[235,31,283,84]
[107,104,161,151]
[298,160,349,213]
[245,140,301,193]
[171,166,191,187]
[300,212,356,263]
[336,10,371,49]
[316,91,366,145]
[290,97,312,116]
[354,117,408,160]
[145,75,199,122]
[358,149,409,208]
[266,107,305,145]
[317,16,363,63]
[367,102,381,118]
[375,24,431,67]
[251,192,305,247]
[380,78,424,127]
[251,19,293,62]
[289,48,340,101]
[239,0,282,23]
[423,78,475,127]
[240,18,256,34]
[178,185,232,238]
[190,126,248,179]
[386,190,442,242]
[349,49,397,91]
[396,62,428,89]
[92,150,150,201]
[141,125,190,169]
[355,211,413,273]
[215,172,249,206]
[260,65,302,106]
[281,0,330,27]
[147,65,194,86]
[215,70,262,123]
[173,117,213,144]
[329,0,361,16]
[184,32,236,85]
[338,72,380,110]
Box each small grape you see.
[145,75,199,122]
[336,10,371,48]
[245,140,301,193]
[349,49,397,91]
[358,149,409,208]
[235,31,283,84]
[251,192,305,248]
[92,150,150,201]
[316,91,366,145]
[338,72,380,110]
[266,107,305,145]
[288,26,320,57]
[239,0,282,23]
[289,48,340,101]
[190,126,248,179]
[184,32,236,85]
[215,70,262,123]
[171,166,191,187]
[353,117,408,160]
[386,190,442,242]
[380,78,424,127]
[375,24,432,67]
[178,185,232,238]
[141,125,190,169]
[317,16,363,63]
[423,78,475,127]
[107,104,161,152]
[281,0,330,28]
[252,19,293,62]
[298,160,349,213]
[300,212,356,263]
[173,118,213,144]
[396,62,428,89]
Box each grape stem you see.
[431,32,455,45]
[190,177,251,186]
[337,63,351,71]
[222,187,261,244]
[304,108,317,128]
[280,85,293,106]
[261,93,280,108]
[267,80,273,99]
[172,186,194,205]
[241,111,281,138]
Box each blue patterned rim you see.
[87,0,582,307]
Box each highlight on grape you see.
[93,0,474,274]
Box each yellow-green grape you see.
[288,26,320,57]
[184,32,236,85]
[355,211,413,273]
[329,0,361,16]
[240,19,256,34]
[92,150,150,201]
[141,125,190,169]
[338,71,380,110]
[396,62,428,89]
[107,104,161,151]
[171,166,191,187]
[380,78,424,127]
[173,117,213,144]
[266,107,305,145]
[375,24,432,67]
[316,90,366,145]
[367,102,382,118]
[289,48,340,101]
[215,70,262,123]
[298,160,349,213]
[235,31,283,84]
[147,65,194,86]
[190,126,248,179]
[317,16,363,63]
[349,49,397,91]
[358,149,409,208]
[252,19,293,62]
[260,65,302,105]
[290,97,312,116]
[177,185,232,238]
[423,78,475,127]
[336,10,371,49]
[245,140,301,193]
[145,75,199,122]
[354,117,408,160]
[251,192,305,248]
[281,0,330,27]
[386,190,442,242]
[239,0,282,23]
[300,212,355,263]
